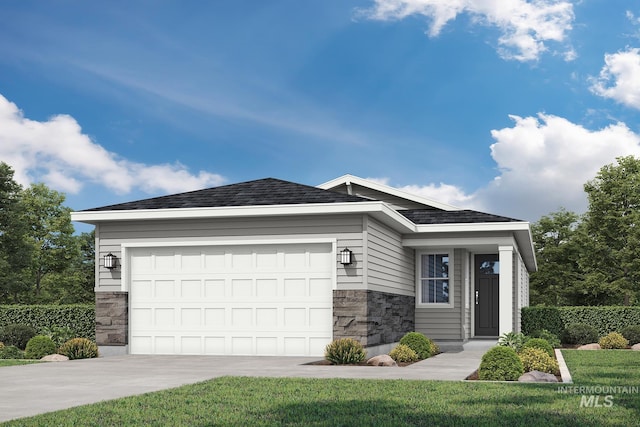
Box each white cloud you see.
[0,94,225,195]
[384,114,640,221]
[359,0,575,62]
[590,47,640,110]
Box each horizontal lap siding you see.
[365,218,414,296]
[96,215,365,292]
[415,248,464,340]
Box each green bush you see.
[40,325,75,347]
[25,335,58,359]
[521,338,554,358]
[0,324,38,350]
[389,344,419,363]
[324,338,366,365]
[522,306,640,338]
[0,305,95,341]
[620,325,640,346]
[529,329,561,348]
[478,346,524,381]
[519,347,559,375]
[58,338,99,360]
[498,332,528,352]
[598,332,629,349]
[0,345,25,359]
[563,323,599,345]
[399,332,435,359]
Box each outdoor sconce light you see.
[340,248,353,265]
[104,253,117,269]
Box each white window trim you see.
[416,249,454,308]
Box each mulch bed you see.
[305,359,415,367]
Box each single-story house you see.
[71,174,536,357]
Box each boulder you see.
[577,343,601,350]
[518,370,558,383]
[366,355,397,367]
[632,343,640,351]
[41,354,69,362]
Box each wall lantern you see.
[104,253,118,269]
[340,248,353,265]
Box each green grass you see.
[3,350,640,426]
[0,359,40,367]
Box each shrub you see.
[519,347,559,375]
[599,332,629,349]
[0,345,25,359]
[25,335,57,359]
[562,323,598,345]
[478,346,524,381]
[324,338,366,365]
[620,325,640,346]
[0,324,38,350]
[521,338,554,358]
[498,332,527,352]
[40,326,75,347]
[58,338,99,360]
[399,332,434,359]
[529,329,561,348]
[0,304,95,340]
[389,344,419,363]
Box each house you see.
[71,174,536,357]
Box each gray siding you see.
[415,248,464,341]
[95,214,366,292]
[365,217,415,296]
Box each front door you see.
[475,254,499,336]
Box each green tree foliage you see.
[581,156,640,305]
[529,209,583,305]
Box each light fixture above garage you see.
[340,248,353,265]
[104,253,117,269]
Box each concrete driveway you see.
[0,349,486,423]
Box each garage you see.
[128,243,335,356]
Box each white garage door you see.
[128,243,334,356]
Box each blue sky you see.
[2,1,640,228]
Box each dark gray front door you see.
[475,254,499,336]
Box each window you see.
[419,253,450,304]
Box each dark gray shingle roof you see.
[400,209,522,224]
[83,178,370,211]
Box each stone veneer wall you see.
[95,291,128,346]
[333,290,415,347]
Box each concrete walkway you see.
[0,340,495,423]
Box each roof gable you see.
[82,178,369,211]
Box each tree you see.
[581,156,640,305]
[20,183,79,300]
[0,163,32,302]
[529,209,583,305]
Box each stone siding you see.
[95,292,128,346]
[333,290,415,347]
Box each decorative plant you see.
[324,338,366,365]
[529,329,561,348]
[58,338,99,360]
[0,324,38,350]
[40,326,75,347]
[620,325,640,346]
[478,346,524,381]
[562,323,598,345]
[521,338,554,358]
[399,332,435,359]
[389,344,419,363]
[598,332,629,349]
[25,335,58,360]
[498,332,527,353]
[0,345,25,359]
[519,347,559,375]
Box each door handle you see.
[475,290,479,305]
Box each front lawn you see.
[3,350,639,426]
[0,359,41,367]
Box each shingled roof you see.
[82,178,370,211]
[400,209,521,224]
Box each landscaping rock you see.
[366,355,397,367]
[632,343,640,351]
[41,354,69,362]
[518,370,558,383]
[577,343,601,350]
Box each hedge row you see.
[522,306,640,337]
[0,305,95,340]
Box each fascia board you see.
[318,174,460,211]
[71,201,417,232]
[414,221,531,233]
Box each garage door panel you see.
[130,244,334,356]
